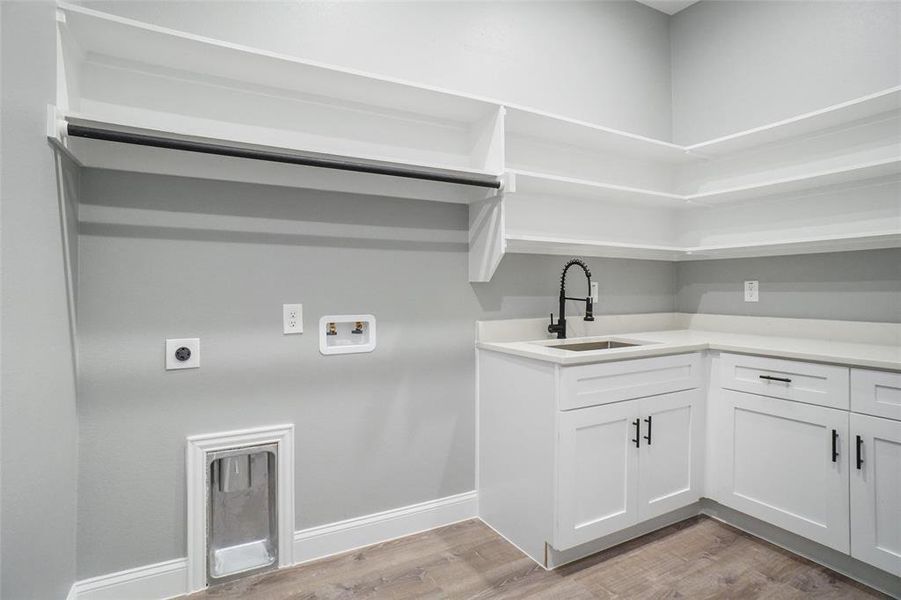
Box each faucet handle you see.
[548,313,564,335]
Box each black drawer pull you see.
[856,435,864,470]
[632,419,641,448]
[759,375,792,383]
[831,429,839,462]
[644,416,653,445]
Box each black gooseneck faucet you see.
[548,258,594,339]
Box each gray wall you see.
[74,169,676,578]
[677,249,901,323]
[670,0,901,144]
[85,0,673,140]
[0,2,80,599]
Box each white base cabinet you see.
[479,348,901,586]
[718,389,850,552]
[556,389,703,550]
[479,352,704,564]
[851,413,901,577]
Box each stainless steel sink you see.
[547,340,641,352]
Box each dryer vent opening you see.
[207,443,279,584]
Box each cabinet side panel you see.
[478,350,556,564]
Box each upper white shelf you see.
[505,157,901,208]
[507,88,901,164]
[59,3,498,125]
[504,106,692,164]
[55,3,507,202]
[686,86,901,157]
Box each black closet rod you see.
[65,123,503,190]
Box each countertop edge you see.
[476,338,901,371]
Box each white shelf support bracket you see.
[469,193,506,283]
[46,105,68,142]
[470,105,506,174]
[503,170,517,194]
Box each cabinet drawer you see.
[851,369,901,421]
[720,353,849,410]
[559,353,702,411]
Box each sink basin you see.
[547,340,641,352]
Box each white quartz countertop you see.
[476,328,901,371]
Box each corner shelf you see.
[680,231,901,260]
[505,158,901,208]
[686,157,901,205]
[686,86,901,157]
[503,231,901,263]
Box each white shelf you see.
[55,3,505,203]
[506,170,685,207]
[58,114,501,204]
[681,231,901,260]
[505,234,686,262]
[687,86,901,157]
[686,157,901,205]
[504,105,691,163]
[59,3,499,124]
[507,158,901,208]
[505,231,901,263]
[508,87,901,163]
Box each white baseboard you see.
[72,490,478,599]
[74,558,187,600]
[293,490,478,564]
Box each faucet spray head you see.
[584,297,595,321]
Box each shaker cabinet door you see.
[555,400,640,550]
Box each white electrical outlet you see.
[283,304,303,334]
[166,338,200,370]
[744,280,759,302]
[590,281,599,303]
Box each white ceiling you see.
[634,0,700,16]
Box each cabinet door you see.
[720,390,850,552]
[850,413,901,576]
[638,389,703,521]
[555,400,639,550]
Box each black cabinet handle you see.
[632,419,640,448]
[644,416,653,445]
[831,429,838,462]
[856,435,864,469]
[759,375,792,383]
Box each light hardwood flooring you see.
[186,516,891,599]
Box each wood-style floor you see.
[186,516,889,599]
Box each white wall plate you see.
[319,315,376,355]
[166,338,200,370]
